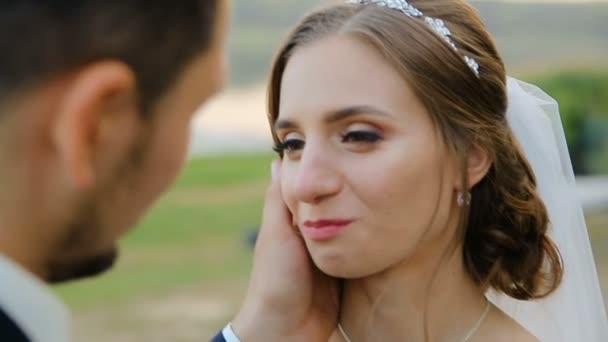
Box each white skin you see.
[0,0,339,339]
[0,1,230,282]
[275,33,538,341]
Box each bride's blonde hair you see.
[267,0,563,300]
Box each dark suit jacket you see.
[0,307,30,342]
[210,330,227,342]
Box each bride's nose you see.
[293,143,342,205]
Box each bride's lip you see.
[302,219,353,241]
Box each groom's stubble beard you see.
[46,199,118,284]
[46,125,153,284]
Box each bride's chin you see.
[312,255,369,279]
[311,254,346,276]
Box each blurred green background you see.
[53,0,608,341]
[55,154,273,340]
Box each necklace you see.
[337,299,491,342]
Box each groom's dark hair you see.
[0,0,218,114]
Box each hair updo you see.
[267,0,563,300]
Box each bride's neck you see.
[339,245,488,342]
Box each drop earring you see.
[457,191,472,207]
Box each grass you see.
[51,153,608,340]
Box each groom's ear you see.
[466,144,492,188]
[51,61,139,191]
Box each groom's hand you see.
[232,160,340,342]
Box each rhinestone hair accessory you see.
[348,0,480,77]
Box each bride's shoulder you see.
[474,304,539,342]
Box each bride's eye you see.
[273,138,305,158]
[341,131,382,144]
[282,139,305,152]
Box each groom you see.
[0,1,337,341]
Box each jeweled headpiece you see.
[348,0,480,77]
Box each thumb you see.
[258,160,294,241]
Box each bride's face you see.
[275,34,463,278]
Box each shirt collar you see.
[0,254,70,342]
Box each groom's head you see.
[0,0,230,283]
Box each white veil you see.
[487,78,608,341]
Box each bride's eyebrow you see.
[275,105,391,131]
[324,105,391,124]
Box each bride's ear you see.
[466,144,492,188]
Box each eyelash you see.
[273,131,382,155]
[273,139,304,154]
[341,131,382,144]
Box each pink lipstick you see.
[302,219,353,241]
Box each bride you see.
[266,0,608,340]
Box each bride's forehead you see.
[279,36,423,118]
[283,35,396,81]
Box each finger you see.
[258,160,295,241]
